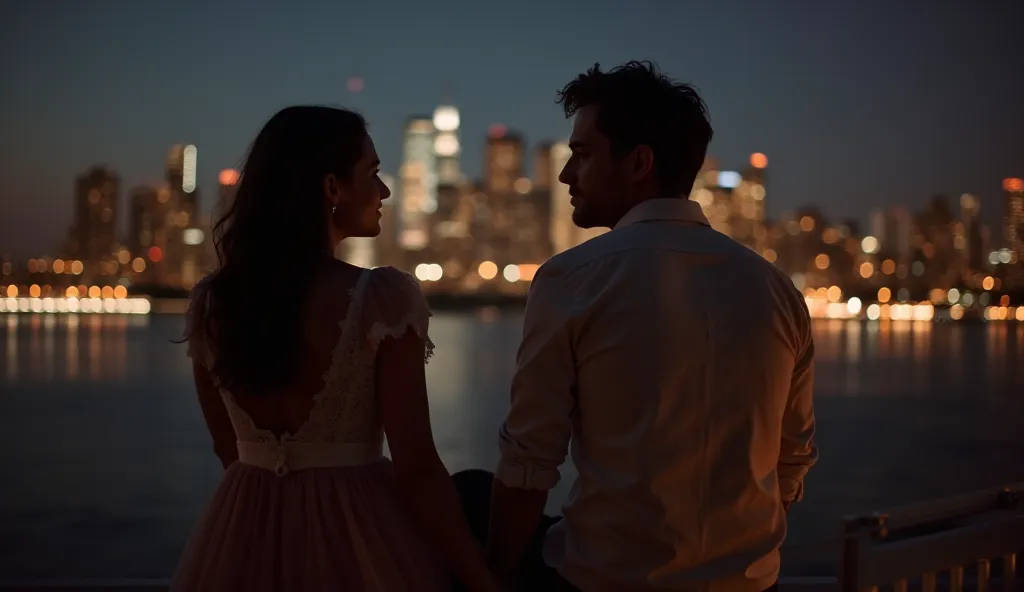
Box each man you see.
[486,61,818,591]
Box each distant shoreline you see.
[148,294,528,315]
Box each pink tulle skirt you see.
[170,459,450,591]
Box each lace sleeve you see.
[183,276,212,367]
[360,266,435,363]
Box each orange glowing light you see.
[1004,178,1024,192]
[750,153,768,169]
[219,169,240,186]
[148,246,163,263]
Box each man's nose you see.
[557,165,571,186]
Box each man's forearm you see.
[486,479,549,579]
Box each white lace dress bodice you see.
[185,266,434,476]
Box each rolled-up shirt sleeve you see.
[495,266,575,491]
[778,324,819,503]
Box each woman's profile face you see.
[326,134,391,242]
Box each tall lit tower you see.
[484,124,523,194]
[432,105,461,185]
[957,193,985,276]
[399,117,436,251]
[72,166,120,265]
[533,142,554,191]
[733,152,768,252]
[1004,177,1024,262]
[167,144,200,222]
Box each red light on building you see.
[219,169,240,186]
[750,152,768,169]
[148,246,163,263]
[488,124,507,138]
[1003,177,1023,192]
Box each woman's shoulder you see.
[365,265,419,290]
[359,266,434,361]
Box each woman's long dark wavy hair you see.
[188,106,368,396]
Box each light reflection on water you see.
[0,313,1022,579]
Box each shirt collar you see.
[614,198,711,230]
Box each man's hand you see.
[486,480,549,580]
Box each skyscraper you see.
[689,156,731,236]
[128,185,157,258]
[1004,177,1024,261]
[399,117,436,251]
[163,144,206,288]
[72,165,120,267]
[533,142,554,191]
[432,105,462,186]
[732,153,768,252]
[484,125,523,194]
[167,144,200,223]
[957,193,985,277]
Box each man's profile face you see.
[558,105,625,229]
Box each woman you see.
[172,106,498,591]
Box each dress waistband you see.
[236,440,384,476]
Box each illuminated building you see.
[128,185,156,262]
[432,105,462,185]
[690,157,731,236]
[398,117,436,251]
[71,166,120,269]
[128,184,174,284]
[533,142,554,191]
[1004,177,1024,261]
[688,153,767,252]
[484,125,523,194]
[167,144,200,223]
[162,144,206,288]
[427,182,477,290]
[956,193,986,279]
[869,207,912,262]
[425,104,475,284]
[731,153,768,252]
[549,141,605,255]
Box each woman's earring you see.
[331,205,337,215]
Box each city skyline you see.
[2,0,1023,258]
[2,130,1019,262]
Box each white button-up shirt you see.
[496,198,818,591]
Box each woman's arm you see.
[192,360,237,470]
[377,328,499,592]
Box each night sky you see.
[2,0,1022,258]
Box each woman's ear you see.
[323,173,341,208]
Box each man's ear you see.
[629,145,655,183]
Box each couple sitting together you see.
[172,60,818,591]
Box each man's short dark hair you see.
[556,61,713,196]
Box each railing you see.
[840,483,1024,592]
